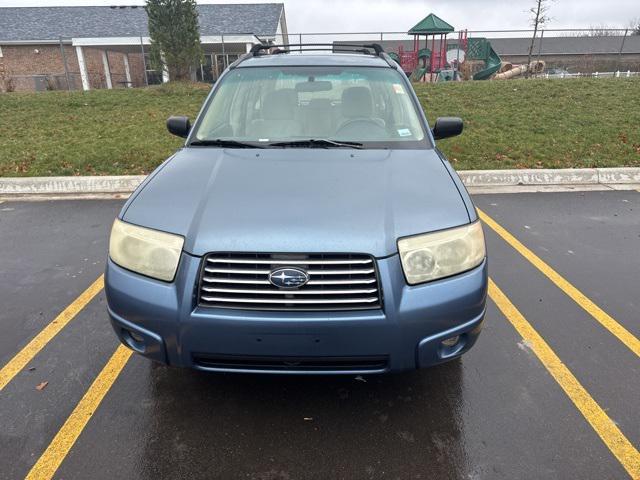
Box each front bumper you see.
[105,253,487,374]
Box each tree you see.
[629,17,640,35]
[526,0,552,78]
[578,25,620,37]
[146,0,203,81]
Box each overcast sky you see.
[0,0,638,33]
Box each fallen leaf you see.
[36,381,48,391]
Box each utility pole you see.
[59,37,72,91]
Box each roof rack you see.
[233,43,398,69]
[250,43,384,55]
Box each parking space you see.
[0,200,120,367]
[0,191,639,479]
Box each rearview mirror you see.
[432,117,463,140]
[167,116,191,138]
[295,80,332,93]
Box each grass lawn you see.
[0,83,209,177]
[415,78,640,170]
[0,78,638,176]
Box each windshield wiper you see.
[189,139,265,149]
[267,139,364,149]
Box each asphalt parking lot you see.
[0,190,639,480]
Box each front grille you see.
[198,253,382,311]
[192,354,389,372]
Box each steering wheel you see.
[335,118,386,136]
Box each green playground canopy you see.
[408,13,454,35]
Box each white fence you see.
[539,71,640,79]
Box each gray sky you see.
[0,0,637,32]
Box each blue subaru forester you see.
[105,44,487,374]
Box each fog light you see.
[130,331,145,344]
[441,335,460,347]
[122,328,146,353]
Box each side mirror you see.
[432,117,463,140]
[167,116,191,138]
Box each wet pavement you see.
[0,190,638,479]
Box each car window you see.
[194,66,428,148]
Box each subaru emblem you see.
[269,267,310,289]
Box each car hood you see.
[122,148,470,257]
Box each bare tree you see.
[628,17,640,35]
[578,24,620,37]
[526,0,552,78]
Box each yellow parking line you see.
[478,208,640,357]
[0,275,104,391]
[489,279,640,478]
[25,345,132,480]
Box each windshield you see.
[192,66,429,148]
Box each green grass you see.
[416,78,640,170]
[0,78,638,176]
[0,83,209,177]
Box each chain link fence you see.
[277,28,640,79]
[1,28,638,92]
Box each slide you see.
[410,67,428,82]
[473,45,502,80]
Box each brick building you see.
[0,3,288,92]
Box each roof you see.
[489,36,640,55]
[345,36,640,56]
[239,52,390,68]
[0,4,284,42]
[408,14,454,35]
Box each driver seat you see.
[337,87,385,133]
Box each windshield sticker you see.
[392,83,406,95]
[397,128,412,137]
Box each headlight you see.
[109,219,184,282]
[398,221,485,285]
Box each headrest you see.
[341,86,373,118]
[308,98,333,109]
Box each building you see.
[0,3,288,92]
[487,36,640,73]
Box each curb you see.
[1,168,639,196]
[0,175,146,195]
[458,167,640,186]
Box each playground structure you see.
[390,13,545,82]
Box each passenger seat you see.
[250,89,301,139]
